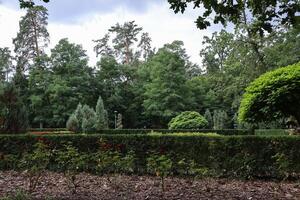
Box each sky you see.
[0,0,226,66]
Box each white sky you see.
[0,1,224,66]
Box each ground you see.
[0,171,299,200]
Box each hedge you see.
[1,129,253,135]
[0,133,299,179]
[95,129,253,135]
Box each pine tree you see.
[66,114,79,133]
[213,110,229,129]
[13,5,49,73]
[0,48,13,82]
[138,32,154,61]
[95,96,107,130]
[204,109,213,129]
[109,21,143,64]
[81,105,96,133]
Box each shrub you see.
[55,143,86,193]
[0,83,29,134]
[19,142,51,192]
[66,114,79,133]
[238,62,300,126]
[168,111,208,129]
[1,134,299,179]
[147,154,172,192]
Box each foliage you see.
[1,134,300,179]
[204,109,213,129]
[81,105,97,133]
[238,62,300,126]
[168,111,208,130]
[147,154,172,192]
[168,0,299,33]
[66,114,79,133]
[94,149,135,175]
[19,142,51,192]
[0,83,29,133]
[213,110,230,130]
[0,189,31,200]
[142,44,191,127]
[95,96,108,130]
[13,5,49,76]
[55,143,86,193]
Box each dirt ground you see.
[0,171,299,200]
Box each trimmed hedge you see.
[0,133,299,179]
[1,128,253,135]
[255,129,291,136]
[95,129,253,135]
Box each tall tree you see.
[13,5,49,73]
[143,43,191,127]
[48,38,96,127]
[108,21,143,64]
[0,48,13,82]
[138,32,154,61]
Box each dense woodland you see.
[0,3,299,131]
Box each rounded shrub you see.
[168,111,208,129]
[238,62,300,125]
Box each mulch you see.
[0,171,299,200]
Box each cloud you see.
[0,1,222,67]
[1,0,163,23]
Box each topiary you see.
[168,111,208,129]
[238,62,300,126]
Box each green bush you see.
[238,62,300,125]
[0,134,300,179]
[168,111,208,129]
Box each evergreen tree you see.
[213,110,229,130]
[109,21,143,64]
[0,83,29,133]
[204,109,213,129]
[81,105,96,133]
[13,5,49,73]
[138,32,154,61]
[0,48,13,82]
[95,96,107,130]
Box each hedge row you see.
[0,133,299,179]
[90,129,253,135]
[1,129,253,135]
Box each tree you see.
[138,32,154,61]
[238,62,300,126]
[204,109,213,129]
[93,34,114,58]
[48,38,96,127]
[0,83,29,133]
[200,30,234,73]
[108,21,143,64]
[95,96,108,130]
[213,110,230,130]
[168,111,208,130]
[19,0,50,8]
[0,48,12,82]
[143,43,191,127]
[168,0,299,34]
[81,105,96,133]
[13,5,49,74]
[28,55,51,128]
